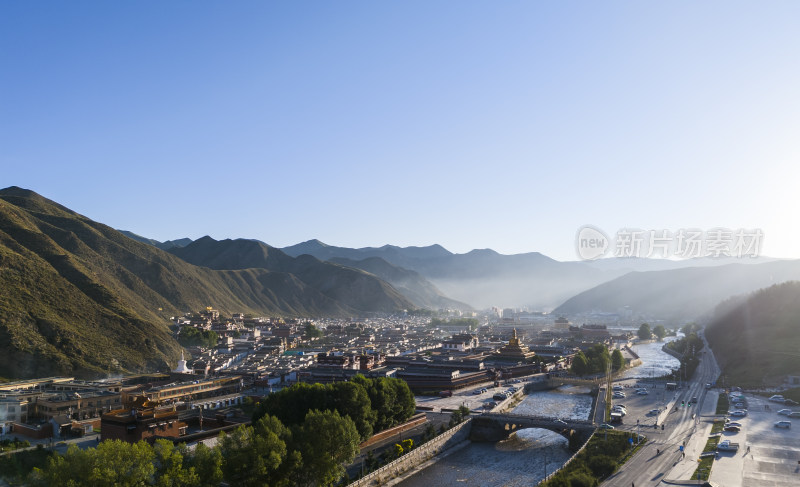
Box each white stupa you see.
[173,351,192,373]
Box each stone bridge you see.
[470,412,596,443]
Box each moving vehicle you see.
[775,420,792,429]
[690,396,698,404]
[717,440,739,451]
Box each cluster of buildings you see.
[0,311,636,444]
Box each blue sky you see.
[2,1,799,260]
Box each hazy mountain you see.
[0,187,409,379]
[581,256,780,273]
[328,256,470,310]
[553,260,800,322]
[282,240,453,270]
[283,240,621,309]
[705,281,800,386]
[119,230,192,250]
[167,237,414,314]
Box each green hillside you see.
[705,281,800,386]
[0,187,410,379]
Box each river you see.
[398,340,678,487]
[396,428,571,487]
[620,337,680,380]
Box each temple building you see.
[492,328,536,362]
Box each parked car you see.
[785,399,799,406]
[729,410,748,417]
[787,411,800,418]
[613,392,626,398]
[637,390,649,395]
[474,389,483,395]
[775,420,792,429]
[724,421,743,428]
[598,423,615,430]
[777,409,792,416]
[724,425,741,432]
[613,385,623,391]
[770,395,785,403]
[648,408,660,415]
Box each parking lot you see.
[710,393,800,487]
[600,378,684,435]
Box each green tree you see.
[611,349,625,371]
[152,439,198,487]
[32,441,156,487]
[638,323,652,340]
[187,443,223,487]
[571,351,589,375]
[293,409,360,487]
[218,416,288,487]
[652,324,667,340]
[303,322,323,338]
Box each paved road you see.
[601,337,721,486]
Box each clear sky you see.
[2,1,799,261]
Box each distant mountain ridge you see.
[282,240,623,309]
[0,187,412,379]
[166,237,414,313]
[328,256,471,310]
[553,260,800,322]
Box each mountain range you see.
[0,187,412,379]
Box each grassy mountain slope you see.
[705,281,800,386]
[0,187,408,379]
[167,237,414,314]
[554,260,800,321]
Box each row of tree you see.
[30,410,360,487]
[637,323,668,341]
[253,375,416,441]
[177,326,218,348]
[570,343,625,375]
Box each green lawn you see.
[715,393,729,415]
[692,435,721,481]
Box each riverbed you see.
[620,338,680,380]
[396,428,571,487]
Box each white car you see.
[637,390,649,395]
[777,409,792,416]
[730,410,748,417]
[648,408,660,415]
[770,395,785,403]
[613,385,624,391]
[613,392,626,398]
[725,421,743,428]
[775,420,792,429]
